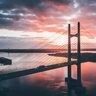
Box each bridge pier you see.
[65,22,86,96]
[67,24,72,96]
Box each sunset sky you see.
[0,1,96,96]
[0,0,96,48]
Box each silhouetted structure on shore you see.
[48,53,96,62]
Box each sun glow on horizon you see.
[48,34,68,46]
[1,29,96,47]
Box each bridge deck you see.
[0,61,77,81]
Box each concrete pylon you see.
[65,22,86,96]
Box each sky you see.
[0,0,96,48]
[0,1,96,96]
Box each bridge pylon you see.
[65,22,86,96]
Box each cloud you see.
[0,0,73,30]
[0,0,71,31]
[0,0,71,9]
[0,1,14,9]
[49,0,71,4]
[0,18,13,26]
[0,37,36,49]
[0,0,96,39]
[0,0,42,9]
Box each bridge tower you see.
[65,22,86,96]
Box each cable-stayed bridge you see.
[0,61,77,81]
[0,52,96,81]
[0,22,96,96]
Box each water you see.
[0,53,96,96]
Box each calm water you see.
[0,53,96,96]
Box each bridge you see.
[0,61,77,81]
[0,52,96,81]
[0,22,95,96]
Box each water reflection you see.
[0,53,66,73]
[0,53,96,96]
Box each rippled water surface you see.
[0,53,96,96]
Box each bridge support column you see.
[65,22,86,96]
[77,22,81,84]
[67,24,72,96]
